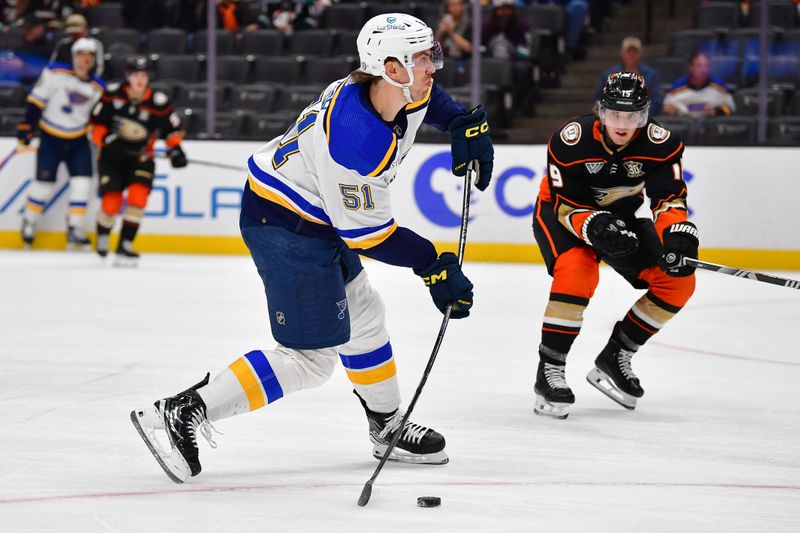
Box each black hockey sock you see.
[119,219,140,249]
[541,292,588,354]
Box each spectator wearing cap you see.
[436,0,472,59]
[662,51,735,119]
[50,13,104,76]
[596,36,662,114]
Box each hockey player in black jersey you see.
[90,56,187,266]
[532,72,699,418]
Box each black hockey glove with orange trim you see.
[414,252,474,319]
[659,222,699,277]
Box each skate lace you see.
[188,410,222,449]
[377,410,429,444]
[543,362,569,389]
[617,348,637,380]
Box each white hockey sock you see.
[67,176,92,229]
[23,180,56,224]
[197,346,338,422]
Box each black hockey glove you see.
[414,252,474,319]
[585,212,639,259]
[16,122,33,146]
[659,221,699,277]
[169,145,188,168]
[448,105,493,191]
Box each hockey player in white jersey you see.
[17,37,104,248]
[130,13,495,483]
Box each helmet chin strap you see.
[381,65,416,104]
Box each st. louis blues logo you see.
[336,299,348,320]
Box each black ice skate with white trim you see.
[586,338,644,410]
[114,240,139,267]
[356,391,448,465]
[21,219,35,248]
[130,374,219,483]
[534,360,575,419]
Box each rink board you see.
[0,137,798,269]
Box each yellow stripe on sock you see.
[229,357,265,411]
[345,359,397,386]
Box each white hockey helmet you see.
[71,37,97,56]
[356,13,443,102]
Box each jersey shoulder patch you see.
[152,91,168,106]
[327,83,396,177]
[559,121,582,146]
[647,122,671,144]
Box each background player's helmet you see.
[357,13,443,102]
[125,56,151,77]
[598,71,650,128]
[71,37,97,57]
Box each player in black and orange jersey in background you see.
[90,56,187,266]
[532,72,699,419]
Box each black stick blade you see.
[357,481,373,507]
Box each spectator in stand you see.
[18,13,51,59]
[662,51,735,119]
[596,36,662,114]
[527,0,589,60]
[482,0,530,60]
[436,0,472,59]
[50,13,104,76]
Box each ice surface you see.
[1,250,799,532]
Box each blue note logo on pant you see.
[337,299,347,320]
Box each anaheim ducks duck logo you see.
[116,118,148,141]
[591,183,645,206]
[560,122,581,146]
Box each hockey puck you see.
[417,496,441,508]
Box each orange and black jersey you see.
[539,113,689,243]
[90,83,184,159]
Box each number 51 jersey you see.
[243,76,464,251]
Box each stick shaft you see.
[358,161,476,507]
[684,258,800,290]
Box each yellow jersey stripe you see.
[325,81,347,145]
[343,222,398,250]
[38,121,87,139]
[367,134,397,177]
[406,86,432,111]
[345,359,397,385]
[247,174,329,225]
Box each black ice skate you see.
[356,391,448,465]
[534,360,575,419]
[130,374,219,484]
[95,233,109,258]
[67,225,91,250]
[21,219,35,247]
[586,338,644,410]
[114,240,139,267]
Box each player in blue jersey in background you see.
[131,13,495,483]
[17,38,105,249]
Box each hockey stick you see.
[0,145,37,175]
[682,257,800,290]
[186,159,247,172]
[358,160,478,507]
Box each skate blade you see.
[67,242,91,252]
[113,255,139,268]
[372,444,449,465]
[586,367,637,410]
[130,410,190,484]
[533,395,571,419]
